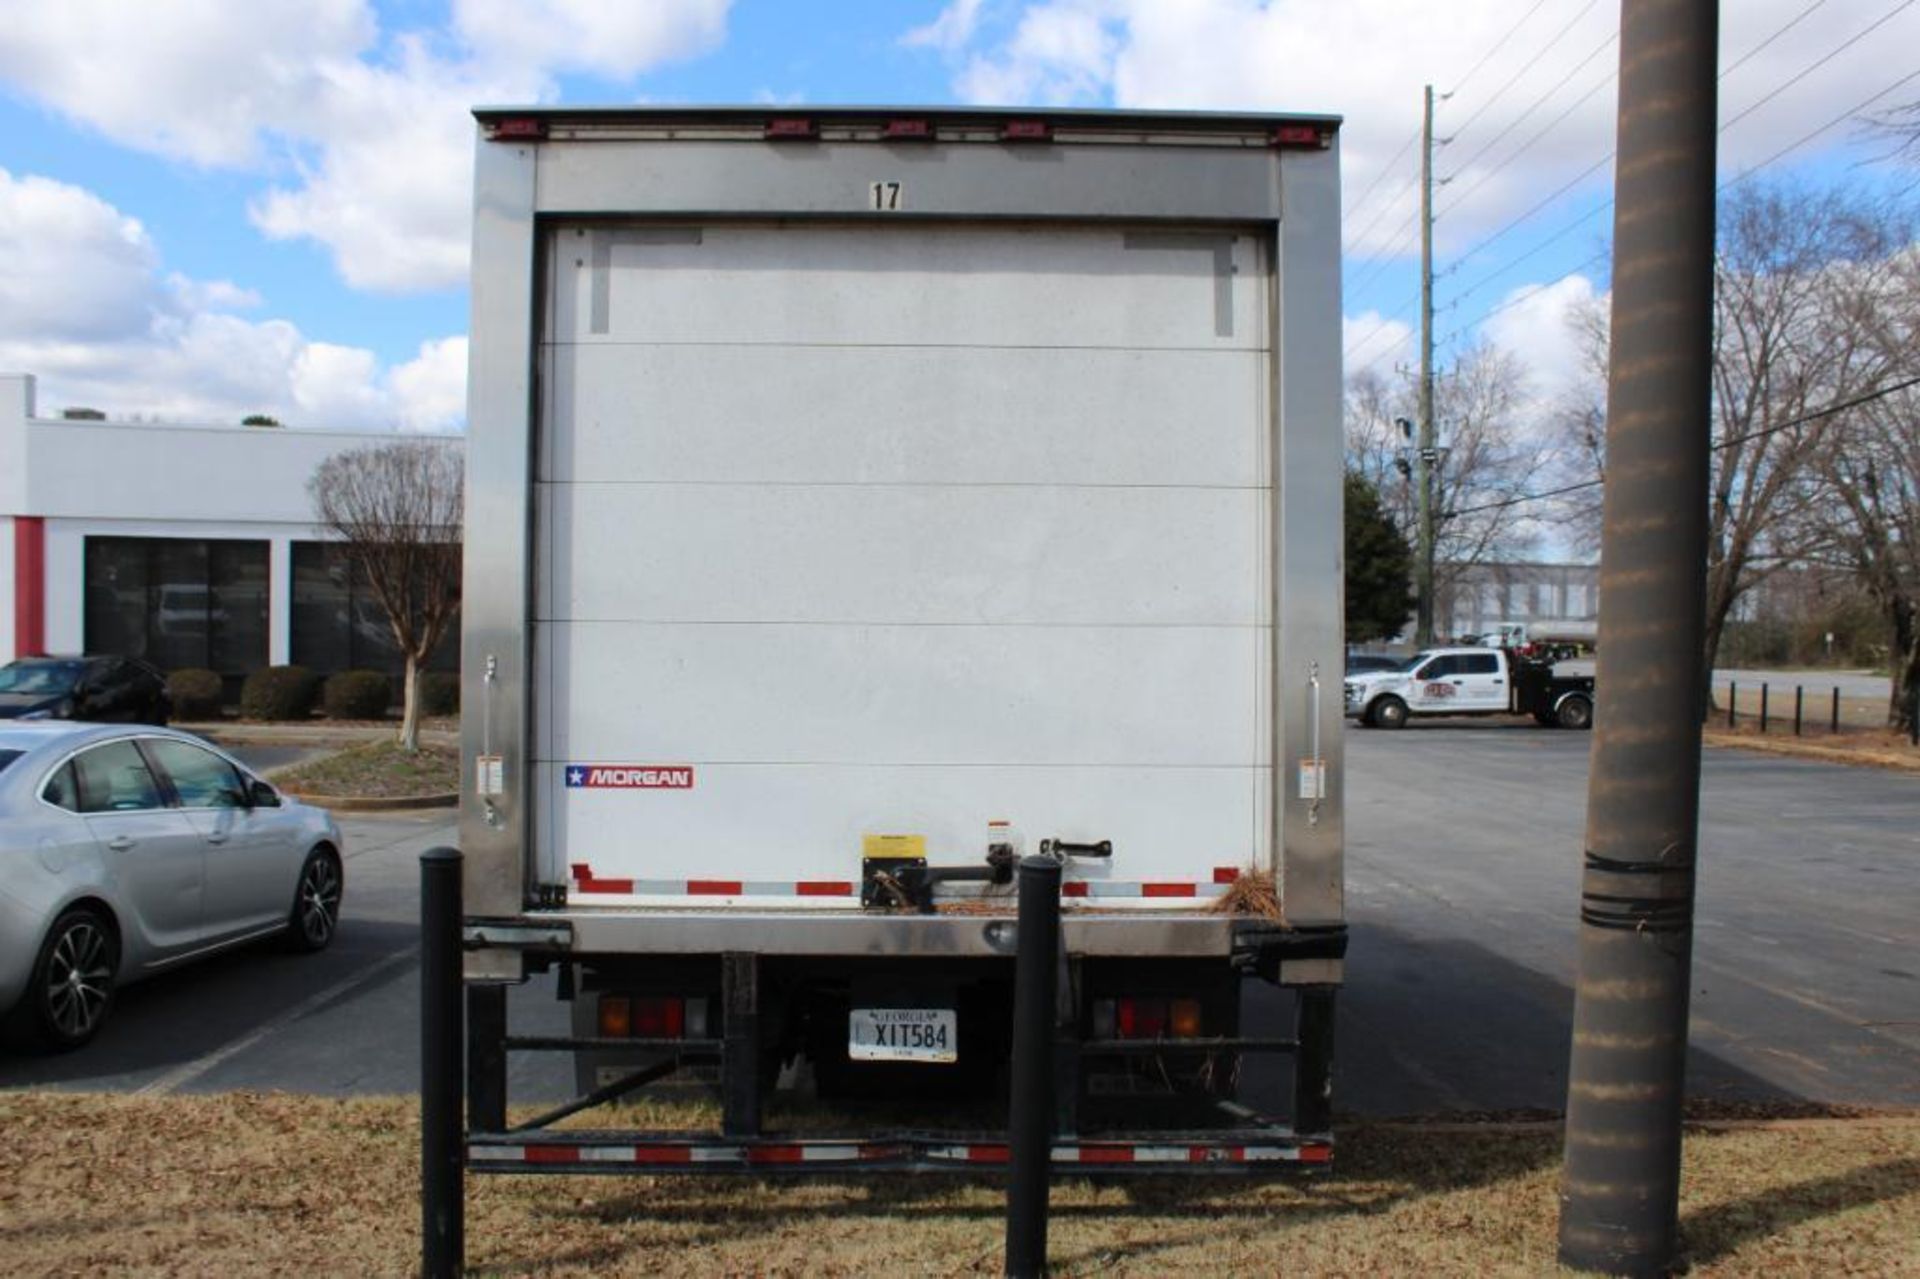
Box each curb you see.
[279,788,460,813]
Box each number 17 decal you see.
[869,181,904,211]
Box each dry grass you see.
[1211,869,1282,918]
[1,1092,1915,1276]
[272,740,461,798]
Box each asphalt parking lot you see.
[3,728,1915,1115]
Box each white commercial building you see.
[1,373,462,686]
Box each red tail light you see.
[632,996,685,1038]
[1116,997,1168,1039]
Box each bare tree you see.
[1812,235,1920,730]
[1552,184,1910,693]
[309,440,463,750]
[1345,341,1549,630]
[1700,184,1907,688]
[1541,294,1612,555]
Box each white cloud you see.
[1343,310,1414,377]
[955,1,1117,106]
[454,0,729,80]
[0,171,158,343]
[902,0,988,51]
[388,337,470,433]
[0,169,464,430]
[1480,274,1602,407]
[0,0,734,293]
[0,0,377,168]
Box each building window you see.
[84,537,268,677]
[290,542,458,680]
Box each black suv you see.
[0,655,172,724]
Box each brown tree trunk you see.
[1889,602,1917,735]
[399,654,421,752]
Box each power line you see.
[1718,0,1829,80]
[1441,374,1920,519]
[1435,246,1611,349]
[1722,62,1920,185]
[1718,0,1916,138]
[1344,122,1424,218]
[1345,174,1422,253]
[1439,0,1908,289]
[1441,45,1920,318]
[1346,223,1423,297]
[1446,0,1555,99]
[1343,290,1423,366]
[1443,29,1618,189]
[1448,150,1616,272]
[1439,47,1618,220]
[1445,0,1605,146]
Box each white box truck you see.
[458,106,1347,1174]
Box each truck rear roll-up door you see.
[535,222,1275,905]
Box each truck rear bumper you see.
[467,1128,1333,1176]
[466,910,1344,973]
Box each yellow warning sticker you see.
[862,833,927,860]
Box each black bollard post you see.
[1760,683,1769,734]
[1831,687,1840,735]
[1794,686,1803,737]
[421,848,465,1279]
[1727,681,1736,729]
[1911,683,1918,748]
[1006,855,1062,1279]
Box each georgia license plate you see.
[848,1008,957,1063]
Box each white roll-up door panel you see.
[535,222,1272,905]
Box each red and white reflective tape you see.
[925,1141,1329,1165]
[470,1138,1331,1168]
[571,863,1245,900]
[472,1141,905,1166]
[571,864,855,897]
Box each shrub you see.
[418,670,461,717]
[322,670,393,720]
[239,666,320,721]
[167,669,224,720]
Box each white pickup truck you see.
[1344,646,1596,729]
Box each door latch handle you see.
[107,835,135,851]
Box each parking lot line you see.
[132,946,419,1097]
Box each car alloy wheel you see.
[294,853,343,951]
[1374,696,1409,729]
[42,912,115,1046]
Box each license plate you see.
[848,1008,957,1063]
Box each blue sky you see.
[0,0,1915,430]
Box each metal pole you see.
[1910,682,1918,747]
[1559,2,1718,1275]
[1006,855,1061,1279]
[1727,681,1735,729]
[1794,686,1803,737]
[1415,83,1437,647]
[1830,686,1840,735]
[1760,683,1769,734]
[421,848,465,1279]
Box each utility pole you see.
[1415,82,1438,646]
[1558,2,1718,1275]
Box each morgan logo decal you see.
[1423,682,1457,698]
[566,765,695,789]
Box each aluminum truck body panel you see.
[460,107,1344,944]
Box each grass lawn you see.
[271,740,460,798]
[0,1093,1913,1275]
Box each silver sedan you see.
[0,722,344,1050]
